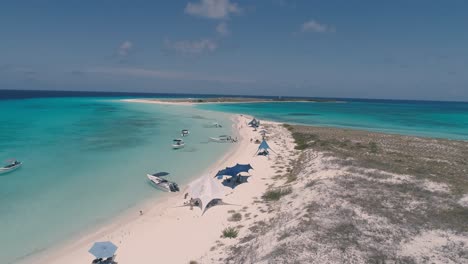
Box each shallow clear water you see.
[0,97,233,263]
[198,100,468,140]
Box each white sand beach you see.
[30,113,295,264]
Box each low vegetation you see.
[262,187,292,201]
[222,227,239,239]
[220,124,468,264]
[286,124,468,195]
[228,212,242,222]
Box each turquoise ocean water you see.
[0,97,233,263]
[198,100,468,140]
[2,92,468,263]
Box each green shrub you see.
[222,227,239,238]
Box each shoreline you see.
[15,98,467,263]
[29,112,270,264]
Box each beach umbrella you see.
[152,172,170,177]
[88,241,117,259]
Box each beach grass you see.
[222,227,239,239]
[285,124,468,195]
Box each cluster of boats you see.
[149,129,191,191]
[148,121,228,192]
[171,129,190,149]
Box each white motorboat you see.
[181,129,190,137]
[146,173,179,192]
[212,122,222,128]
[0,160,22,175]
[172,139,185,149]
[209,135,232,143]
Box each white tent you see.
[188,176,225,214]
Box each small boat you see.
[212,122,222,128]
[172,138,185,149]
[181,129,190,137]
[146,173,179,192]
[209,135,232,143]
[0,160,22,175]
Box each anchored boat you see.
[172,138,185,149]
[0,160,22,175]
[209,135,233,143]
[181,129,190,137]
[146,172,179,192]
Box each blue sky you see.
[1,0,467,100]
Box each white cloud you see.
[118,41,133,56]
[185,0,241,19]
[301,20,335,33]
[85,66,252,83]
[216,22,229,36]
[164,38,218,54]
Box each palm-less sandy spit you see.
[29,109,294,264]
[27,99,468,264]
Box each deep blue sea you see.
[1,89,467,263]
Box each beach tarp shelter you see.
[248,118,260,127]
[215,163,253,188]
[88,241,117,259]
[221,175,250,189]
[189,176,225,214]
[255,140,275,155]
[215,163,253,179]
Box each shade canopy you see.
[248,118,260,127]
[221,175,250,189]
[255,140,275,156]
[215,163,253,179]
[189,176,225,214]
[258,140,271,150]
[88,241,117,259]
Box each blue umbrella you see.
[88,241,117,259]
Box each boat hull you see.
[209,137,230,143]
[146,174,179,192]
[0,163,22,175]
